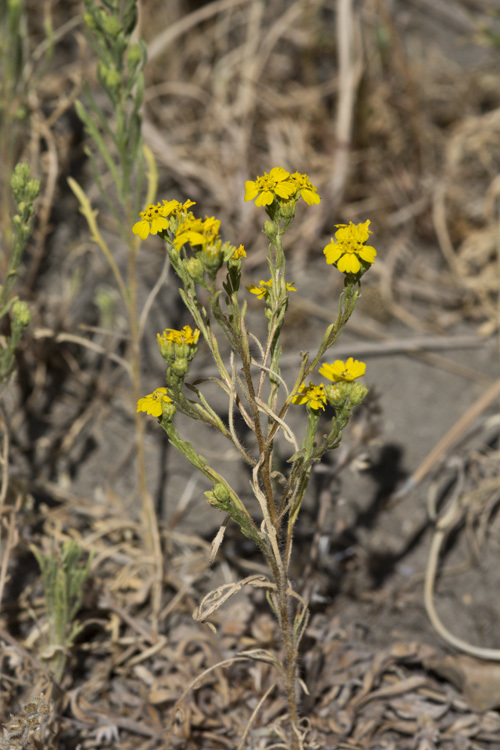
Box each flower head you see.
[137,387,172,417]
[132,202,170,240]
[292,382,327,411]
[157,324,200,365]
[244,167,296,207]
[163,198,196,219]
[323,220,377,274]
[174,216,221,252]
[246,279,297,301]
[289,172,321,205]
[319,357,366,383]
[160,325,200,346]
[232,244,247,260]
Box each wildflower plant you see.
[137,166,376,748]
[0,163,38,386]
[67,0,163,615]
[31,540,93,684]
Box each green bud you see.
[171,357,189,377]
[263,220,276,240]
[157,333,175,363]
[325,383,347,407]
[102,14,121,36]
[127,44,142,68]
[167,246,180,266]
[10,163,39,205]
[12,300,31,328]
[204,485,231,512]
[349,383,368,406]
[83,11,96,30]
[280,199,296,220]
[213,483,230,503]
[10,163,30,192]
[201,244,222,273]
[98,61,121,89]
[221,241,236,263]
[26,178,40,202]
[160,401,176,421]
[185,257,205,284]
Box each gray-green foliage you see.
[0,163,38,385]
[77,0,146,217]
[31,540,93,683]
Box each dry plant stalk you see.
[136,167,377,748]
[67,0,163,618]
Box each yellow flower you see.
[246,279,296,300]
[161,325,200,345]
[132,202,170,240]
[246,280,271,300]
[137,387,172,417]
[323,220,377,274]
[244,167,296,206]
[292,382,326,411]
[319,357,366,383]
[163,198,196,218]
[174,216,221,251]
[289,172,321,205]
[232,244,246,260]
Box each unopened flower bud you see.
[204,484,231,511]
[325,383,347,407]
[349,382,368,406]
[98,62,121,89]
[12,300,31,328]
[157,332,175,363]
[263,221,276,241]
[26,178,40,201]
[83,11,96,30]
[185,257,205,284]
[102,14,121,36]
[160,401,176,421]
[201,244,222,273]
[280,200,296,220]
[214,484,230,503]
[127,44,142,67]
[171,357,189,377]
[10,163,30,197]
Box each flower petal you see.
[337,253,361,274]
[323,241,342,264]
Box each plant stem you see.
[128,234,162,622]
[275,565,300,750]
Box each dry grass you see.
[2,0,500,747]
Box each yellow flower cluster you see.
[292,382,326,411]
[232,244,247,260]
[293,358,366,411]
[135,174,376,421]
[246,279,297,301]
[137,387,172,417]
[159,325,200,346]
[132,202,170,240]
[132,199,196,240]
[244,167,321,207]
[323,221,377,275]
[319,357,366,383]
[174,216,220,252]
